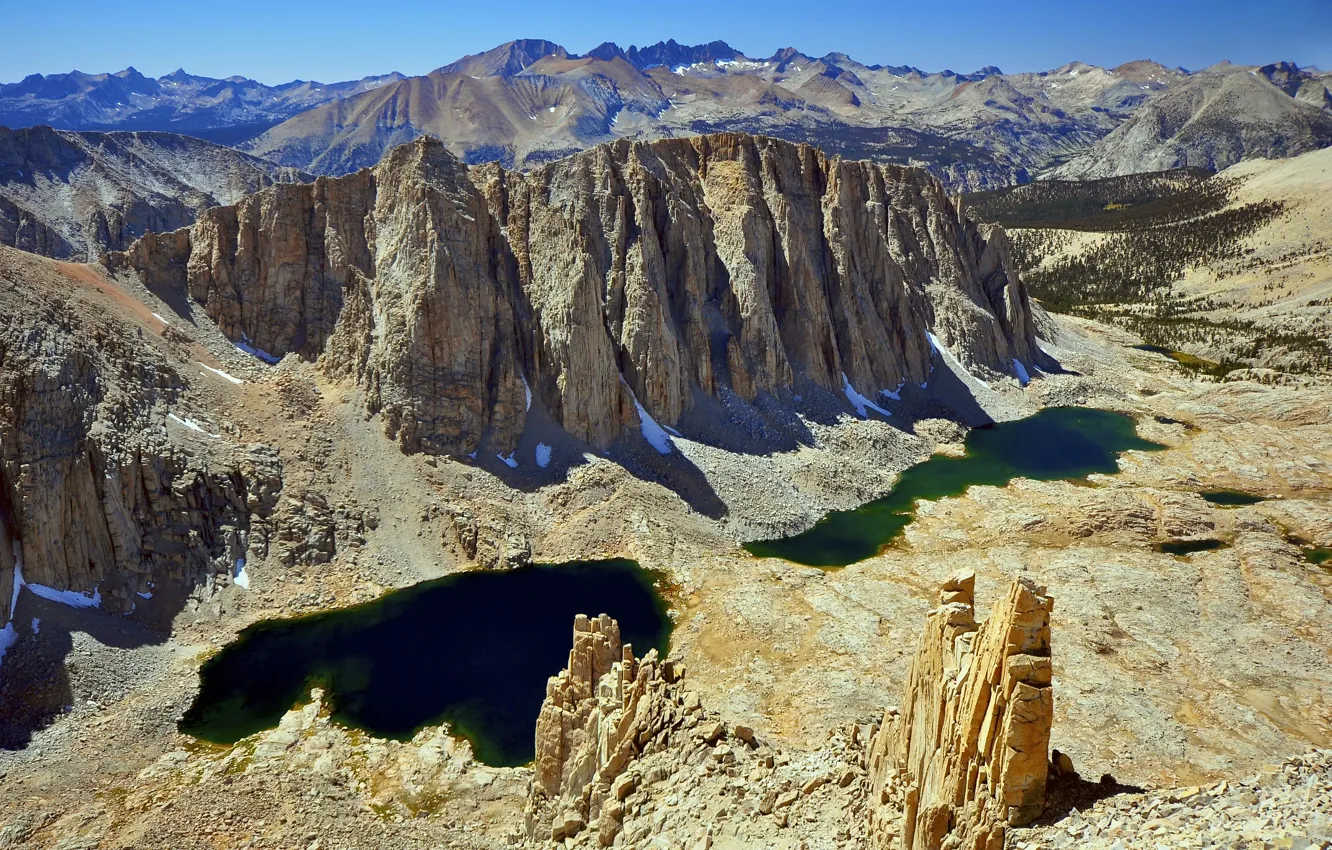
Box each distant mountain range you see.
[0,67,404,144]
[2,41,1330,191]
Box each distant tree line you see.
[976,170,1332,376]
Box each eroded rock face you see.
[867,573,1054,850]
[527,613,693,845]
[0,126,309,261]
[109,133,1043,457]
[0,252,281,624]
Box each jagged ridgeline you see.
[107,133,1044,457]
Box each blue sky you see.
[2,0,1328,84]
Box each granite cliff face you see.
[867,572,1054,850]
[0,247,280,629]
[110,133,1042,457]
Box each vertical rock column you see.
[528,613,688,846]
[867,572,1054,850]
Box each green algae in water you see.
[744,407,1164,568]
[179,559,671,767]
[1199,490,1266,507]
[1306,547,1332,567]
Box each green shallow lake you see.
[179,559,671,767]
[745,407,1165,568]
[1200,490,1267,507]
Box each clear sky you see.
[2,0,1329,85]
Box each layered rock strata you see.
[109,133,1043,457]
[867,572,1054,850]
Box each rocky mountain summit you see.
[0,67,405,143]
[1053,61,1332,179]
[233,41,1332,191]
[107,133,1043,460]
[7,42,1328,192]
[0,125,309,260]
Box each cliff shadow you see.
[0,580,186,750]
[1028,765,1146,827]
[477,398,729,521]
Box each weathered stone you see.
[109,134,1044,457]
[867,576,1054,850]
[527,614,694,841]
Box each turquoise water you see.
[744,407,1164,567]
[179,559,671,767]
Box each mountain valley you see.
[0,27,1330,850]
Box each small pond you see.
[745,407,1164,568]
[1305,547,1332,567]
[1200,490,1266,507]
[180,558,671,767]
[1154,539,1230,556]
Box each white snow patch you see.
[548,105,556,112]
[136,591,153,600]
[236,335,280,365]
[663,425,682,437]
[7,541,22,620]
[27,582,101,609]
[535,443,552,468]
[0,623,17,667]
[497,452,518,468]
[841,373,892,418]
[233,558,250,590]
[1012,359,1030,386]
[30,618,39,635]
[927,332,974,378]
[522,376,532,410]
[199,362,244,384]
[151,312,169,324]
[167,413,219,438]
[631,397,673,453]
[880,381,906,401]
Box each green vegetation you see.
[963,168,1213,230]
[967,170,1332,376]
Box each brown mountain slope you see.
[1052,64,1332,178]
[239,41,1219,191]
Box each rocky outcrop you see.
[527,613,692,844]
[110,133,1043,458]
[867,572,1054,850]
[0,248,281,626]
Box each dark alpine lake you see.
[180,558,671,767]
[744,407,1165,567]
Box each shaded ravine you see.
[745,407,1165,567]
[180,559,671,767]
